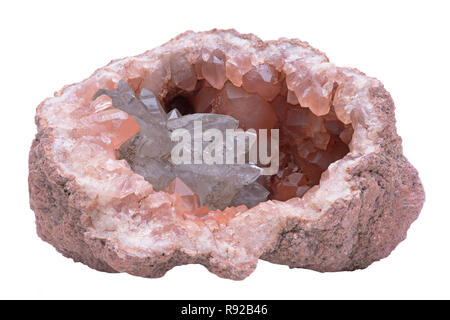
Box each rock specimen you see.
[29,30,425,280]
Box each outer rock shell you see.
[28,30,425,280]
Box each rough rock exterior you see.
[28,29,425,280]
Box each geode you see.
[29,30,425,280]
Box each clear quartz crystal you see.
[139,88,168,126]
[230,182,270,208]
[95,81,173,159]
[173,163,262,210]
[94,81,268,209]
[167,112,264,209]
[167,113,239,133]
[167,108,182,120]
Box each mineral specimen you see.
[29,30,424,280]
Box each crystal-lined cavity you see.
[93,49,353,214]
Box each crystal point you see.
[168,177,201,210]
[170,53,197,91]
[230,182,269,208]
[201,49,227,90]
[242,64,281,101]
[167,108,182,120]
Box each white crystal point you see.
[167,108,182,120]
[95,81,173,159]
[139,88,168,126]
[131,157,175,191]
[230,182,269,208]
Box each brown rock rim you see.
[29,29,425,280]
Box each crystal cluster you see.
[264,97,352,201]
[95,80,269,211]
[93,46,354,212]
[186,64,352,203]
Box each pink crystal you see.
[312,132,331,150]
[214,82,278,130]
[286,90,299,105]
[170,53,197,91]
[286,61,332,116]
[264,54,284,71]
[242,64,281,101]
[140,59,169,97]
[225,54,252,86]
[192,85,218,113]
[201,49,227,90]
[168,177,201,211]
[76,95,140,149]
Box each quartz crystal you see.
[201,49,227,90]
[242,64,281,101]
[96,81,268,210]
[173,163,261,210]
[213,82,278,130]
[170,53,197,91]
[167,108,182,120]
[131,157,175,191]
[139,88,168,126]
[95,81,172,159]
[285,61,335,116]
[75,95,140,149]
[168,177,201,211]
[230,182,269,208]
[166,112,262,209]
[96,71,353,207]
[225,53,252,87]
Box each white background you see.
[0,0,448,299]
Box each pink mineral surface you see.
[29,29,424,280]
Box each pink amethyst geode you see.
[28,30,425,280]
